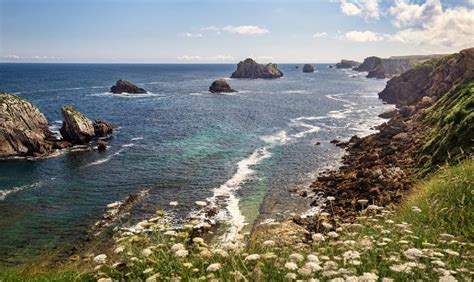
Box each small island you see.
[110,79,147,94]
[230,58,283,79]
[302,64,315,73]
[209,79,237,93]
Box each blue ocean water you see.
[0,63,390,265]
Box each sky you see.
[0,0,473,63]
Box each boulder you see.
[97,140,107,151]
[60,105,95,145]
[303,64,315,73]
[209,79,237,93]
[378,109,398,119]
[0,93,58,158]
[111,80,147,94]
[93,120,113,138]
[230,58,283,79]
[335,60,360,69]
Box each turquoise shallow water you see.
[0,63,390,265]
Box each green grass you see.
[0,269,91,282]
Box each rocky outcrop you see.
[354,54,446,79]
[0,93,67,158]
[209,79,237,93]
[93,120,113,138]
[303,64,315,73]
[379,48,474,106]
[111,80,147,94]
[60,106,95,145]
[230,58,283,79]
[335,60,360,69]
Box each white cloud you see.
[177,55,234,61]
[178,32,203,38]
[388,0,474,48]
[343,30,386,42]
[312,32,328,38]
[198,25,269,36]
[2,54,20,59]
[177,55,203,61]
[340,0,380,19]
[252,55,275,62]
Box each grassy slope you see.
[418,81,474,174]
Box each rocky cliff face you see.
[0,93,62,158]
[379,48,474,106]
[230,58,283,79]
[60,106,95,145]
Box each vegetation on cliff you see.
[418,81,474,174]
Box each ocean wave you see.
[281,90,309,94]
[260,130,291,145]
[81,138,140,168]
[325,93,358,106]
[0,181,43,201]
[86,92,166,98]
[130,137,144,141]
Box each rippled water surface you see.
[0,63,390,265]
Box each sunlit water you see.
[0,63,391,265]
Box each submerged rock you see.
[303,64,315,73]
[230,58,283,79]
[111,79,147,94]
[0,93,59,158]
[60,105,95,145]
[97,140,107,151]
[93,119,113,138]
[209,79,237,93]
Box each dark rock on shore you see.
[335,60,360,69]
[97,140,107,151]
[0,93,63,158]
[378,109,398,119]
[230,58,283,79]
[93,120,113,138]
[111,79,147,94]
[209,79,237,93]
[60,106,95,145]
[303,64,315,73]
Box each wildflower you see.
[298,266,313,276]
[381,278,394,282]
[145,273,160,282]
[358,199,368,204]
[141,248,153,257]
[285,273,297,280]
[322,222,333,229]
[344,240,357,246]
[262,252,277,259]
[262,240,275,247]
[93,254,107,264]
[169,201,178,206]
[230,271,245,280]
[174,249,188,257]
[307,254,320,262]
[439,273,457,282]
[305,261,322,271]
[382,238,392,242]
[199,249,212,258]
[367,205,381,210]
[359,272,378,281]
[183,262,193,268]
[327,196,336,201]
[171,243,185,252]
[114,246,124,254]
[411,206,422,213]
[97,278,113,282]
[398,240,409,244]
[389,264,411,273]
[327,231,339,238]
[285,262,299,270]
[422,242,436,248]
[289,253,304,262]
[192,237,205,245]
[440,233,455,239]
[350,260,361,265]
[164,230,177,236]
[432,260,446,267]
[320,255,330,261]
[324,261,338,270]
[343,250,360,260]
[206,263,221,272]
[386,219,394,224]
[312,233,326,242]
[245,254,261,261]
[444,249,460,256]
[143,268,154,274]
[329,278,344,282]
[212,248,228,257]
[195,201,207,206]
[403,248,423,259]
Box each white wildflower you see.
[327,231,339,238]
[404,248,424,259]
[192,237,205,245]
[169,201,178,206]
[289,253,304,262]
[343,250,360,260]
[327,196,335,201]
[195,201,207,206]
[305,261,322,271]
[174,249,189,257]
[285,262,299,270]
[322,222,333,229]
[206,263,221,272]
[262,240,276,247]
[212,248,228,257]
[312,233,325,242]
[444,249,460,256]
[244,254,261,261]
[285,273,297,280]
[164,230,177,236]
[93,254,107,264]
[298,266,313,276]
[114,246,124,254]
[359,272,378,281]
[307,254,320,262]
[390,264,411,273]
[141,248,153,257]
[171,243,185,252]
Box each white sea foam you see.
[131,137,144,141]
[207,146,272,244]
[81,137,140,168]
[326,93,358,106]
[0,181,43,201]
[87,92,165,98]
[282,90,309,94]
[260,130,291,145]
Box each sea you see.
[0,63,392,266]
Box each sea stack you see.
[60,105,95,145]
[335,59,360,69]
[303,64,315,73]
[209,79,237,93]
[230,58,283,79]
[110,79,147,94]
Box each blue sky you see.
[1,0,473,63]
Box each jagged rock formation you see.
[379,48,474,106]
[354,54,446,79]
[93,120,113,138]
[111,80,147,94]
[303,64,315,73]
[209,79,237,93]
[0,93,67,158]
[335,60,360,69]
[230,58,283,79]
[60,106,95,145]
